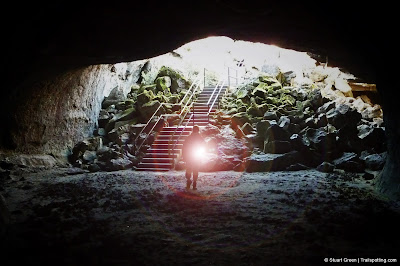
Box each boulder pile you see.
[68,66,193,171]
[218,68,385,174]
[68,62,385,176]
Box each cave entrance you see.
[69,36,384,177]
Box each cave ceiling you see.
[3,1,383,89]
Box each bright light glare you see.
[193,146,206,160]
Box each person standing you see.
[182,125,206,190]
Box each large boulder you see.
[333,152,364,172]
[358,126,386,153]
[326,103,362,129]
[102,86,126,109]
[302,128,337,156]
[363,153,386,171]
[138,100,163,121]
[244,151,301,172]
[265,124,290,143]
[157,66,191,94]
[231,112,251,128]
[155,76,172,93]
[264,140,292,154]
[256,120,275,137]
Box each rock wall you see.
[1,62,143,162]
[376,85,400,200]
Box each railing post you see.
[204,68,206,88]
[228,67,230,88]
[236,68,238,87]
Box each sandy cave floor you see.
[1,168,400,266]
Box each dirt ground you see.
[1,168,399,266]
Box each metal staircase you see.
[135,70,228,171]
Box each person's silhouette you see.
[182,125,206,190]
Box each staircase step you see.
[147,148,181,154]
[135,167,171,172]
[151,143,183,148]
[137,162,173,169]
[153,139,185,145]
[146,152,178,158]
[141,157,175,163]
[182,122,209,126]
[157,135,189,139]
[161,127,192,132]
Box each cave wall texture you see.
[1,2,396,198]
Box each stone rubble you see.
[59,63,384,177]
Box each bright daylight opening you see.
[95,36,381,174]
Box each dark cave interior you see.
[1,2,398,266]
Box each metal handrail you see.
[206,79,223,107]
[134,74,202,155]
[208,80,226,113]
[180,74,202,106]
[167,81,202,156]
[170,113,194,164]
[228,66,240,88]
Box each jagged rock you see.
[265,124,290,143]
[326,104,362,129]
[317,101,336,115]
[94,128,106,137]
[334,78,353,97]
[107,124,132,143]
[98,112,111,128]
[88,163,101,172]
[66,167,88,175]
[237,106,247,112]
[102,86,127,109]
[138,100,163,121]
[115,99,135,111]
[97,146,120,161]
[303,128,337,155]
[235,87,249,99]
[280,94,296,106]
[288,123,301,134]
[283,71,296,85]
[316,162,335,173]
[363,153,386,170]
[109,107,136,124]
[247,103,264,117]
[261,64,281,78]
[286,163,310,171]
[304,116,317,128]
[82,150,97,163]
[309,65,328,82]
[155,76,172,93]
[256,120,274,137]
[333,152,364,172]
[231,112,251,128]
[263,111,278,120]
[241,122,255,135]
[358,126,386,153]
[157,66,190,94]
[137,89,155,106]
[307,89,325,111]
[278,115,291,131]
[316,114,328,127]
[264,140,292,154]
[107,158,134,171]
[244,151,301,172]
[259,75,276,85]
